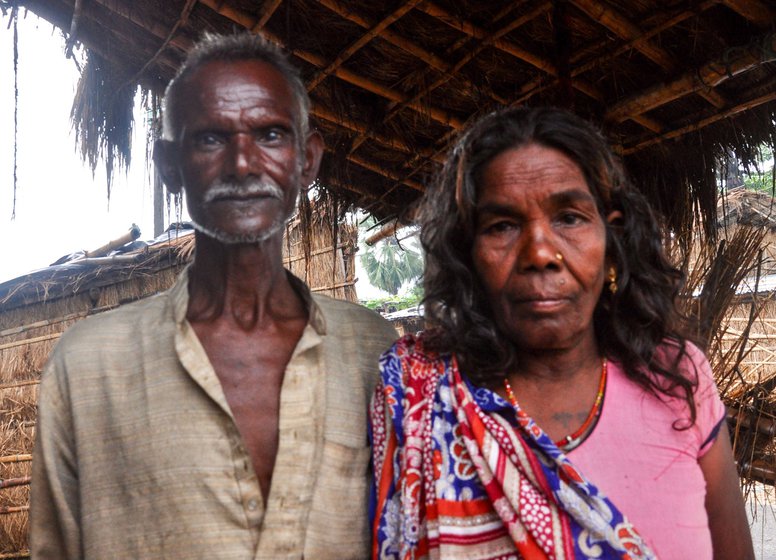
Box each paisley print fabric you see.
[370,334,656,560]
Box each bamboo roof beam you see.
[622,89,776,155]
[311,104,444,163]
[571,0,727,109]
[314,0,509,106]
[250,0,283,32]
[91,0,192,54]
[719,0,776,23]
[307,0,424,91]
[377,3,550,135]
[606,31,776,124]
[345,1,532,155]
[344,154,424,191]
[417,1,604,102]
[198,0,464,129]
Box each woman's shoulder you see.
[379,332,450,387]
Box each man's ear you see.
[153,139,183,195]
[300,131,324,187]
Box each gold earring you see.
[555,252,564,262]
[607,266,618,294]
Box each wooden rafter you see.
[623,90,776,155]
[417,1,604,102]
[345,1,533,155]
[379,3,550,130]
[572,0,727,110]
[306,0,424,91]
[250,0,283,31]
[606,31,776,124]
[314,0,509,105]
[199,0,465,129]
[310,104,444,163]
[719,0,776,23]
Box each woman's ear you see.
[153,139,183,195]
[606,210,623,226]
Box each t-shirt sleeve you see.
[685,343,726,457]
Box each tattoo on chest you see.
[552,411,589,430]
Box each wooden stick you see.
[0,505,28,515]
[0,333,60,352]
[0,455,32,464]
[198,0,463,129]
[0,379,39,391]
[0,477,30,490]
[607,31,776,123]
[0,551,29,560]
[307,0,424,90]
[251,0,283,32]
[623,91,776,154]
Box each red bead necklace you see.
[503,358,607,451]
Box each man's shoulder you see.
[56,290,172,350]
[311,293,397,343]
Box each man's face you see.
[161,60,321,244]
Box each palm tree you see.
[360,219,423,296]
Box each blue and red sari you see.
[370,334,656,560]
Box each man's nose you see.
[225,134,257,180]
[517,223,562,272]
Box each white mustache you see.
[203,180,284,203]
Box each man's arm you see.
[699,423,754,560]
[30,361,81,559]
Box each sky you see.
[0,13,157,283]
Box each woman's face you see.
[471,143,618,356]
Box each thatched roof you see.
[4,0,776,234]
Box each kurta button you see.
[247,498,258,511]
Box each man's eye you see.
[193,133,223,147]
[258,128,287,143]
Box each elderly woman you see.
[370,108,753,559]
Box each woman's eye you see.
[484,221,515,234]
[558,212,583,225]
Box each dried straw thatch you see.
[675,189,776,490]
[0,215,357,557]
[2,0,776,235]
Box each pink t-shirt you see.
[568,343,725,560]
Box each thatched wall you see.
[0,216,357,557]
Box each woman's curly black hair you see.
[420,106,699,425]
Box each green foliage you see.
[359,217,423,296]
[361,290,423,313]
[741,146,774,195]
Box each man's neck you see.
[186,231,306,329]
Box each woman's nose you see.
[517,223,562,272]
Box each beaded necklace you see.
[503,358,607,452]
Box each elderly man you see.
[31,32,396,559]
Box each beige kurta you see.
[31,269,397,559]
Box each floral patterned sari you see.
[370,334,656,560]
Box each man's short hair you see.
[162,31,310,141]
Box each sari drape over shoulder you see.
[370,334,656,560]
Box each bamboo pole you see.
[0,505,28,515]
[0,455,32,464]
[0,551,29,560]
[417,1,603,102]
[719,0,776,23]
[0,477,31,490]
[307,0,424,90]
[571,0,726,109]
[198,0,464,129]
[623,90,776,154]
[283,245,349,265]
[0,380,39,391]
[0,333,61,352]
[314,0,510,106]
[607,31,776,123]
